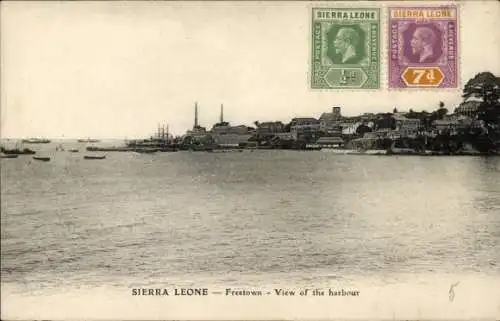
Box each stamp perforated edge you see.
[306,1,463,93]
[386,1,462,92]
[307,2,382,92]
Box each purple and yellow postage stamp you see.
[388,5,459,89]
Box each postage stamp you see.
[311,8,380,89]
[388,5,459,89]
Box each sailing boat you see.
[127,123,179,152]
[1,141,36,155]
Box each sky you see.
[1,1,499,138]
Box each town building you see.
[289,117,320,134]
[319,107,343,134]
[209,104,252,135]
[209,104,253,146]
[274,132,296,140]
[392,113,420,137]
[342,121,363,135]
[255,121,286,135]
[454,100,481,118]
[433,114,473,134]
[360,112,378,122]
[315,136,344,148]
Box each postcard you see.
[1,0,499,320]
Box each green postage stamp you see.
[311,8,380,89]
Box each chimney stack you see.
[194,102,199,128]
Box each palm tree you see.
[436,101,448,120]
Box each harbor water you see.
[1,141,499,318]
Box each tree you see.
[434,101,448,120]
[436,107,448,120]
[355,123,372,136]
[462,72,500,104]
[462,72,500,125]
[461,72,500,153]
[375,113,396,130]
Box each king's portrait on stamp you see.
[311,8,380,89]
[409,25,441,63]
[388,6,459,88]
[331,26,364,64]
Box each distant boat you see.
[78,138,101,143]
[0,154,18,159]
[321,149,355,155]
[83,154,106,160]
[68,148,79,153]
[386,141,417,155]
[208,149,244,153]
[33,156,50,161]
[22,138,51,144]
[1,147,36,155]
[86,146,132,152]
[304,144,322,151]
[158,147,179,152]
[134,148,158,154]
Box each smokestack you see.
[194,102,199,128]
[220,104,224,123]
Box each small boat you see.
[22,138,51,144]
[321,149,355,154]
[209,149,244,153]
[158,147,179,152]
[364,149,388,155]
[0,154,18,159]
[33,156,50,161]
[77,138,101,143]
[1,147,36,155]
[83,155,106,160]
[68,148,79,153]
[86,146,132,152]
[134,148,158,154]
[304,145,322,151]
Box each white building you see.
[342,122,362,135]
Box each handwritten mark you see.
[449,281,460,302]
